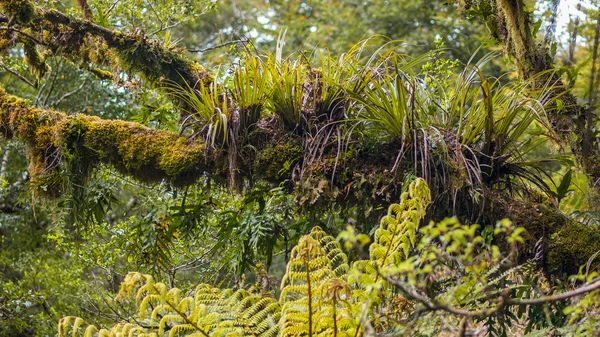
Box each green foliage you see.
[59,272,281,337]
[4,2,600,337]
[34,177,600,336]
[57,178,430,336]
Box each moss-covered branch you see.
[0,0,210,91]
[0,88,211,189]
[1,84,599,276]
[0,0,598,276]
[468,0,600,185]
[483,194,600,276]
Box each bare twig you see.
[148,21,183,37]
[386,275,508,318]
[0,62,37,88]
[50,75,89,107]
[103,0,120,17]
[0,27,47,46]
[188,39,248,53]
[508,278,600,306]
[385,274,600,321]
[42,58,64,107]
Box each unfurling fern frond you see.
[371,177,430,266]
[349,178,431,293]
[345,178,430,330]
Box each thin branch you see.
[508,278,600,306]
[50,75,89,107]
[148,21,183,37]
[103,0,120,17]
[0,61,37,88]
[188,39,248,53]
[42,58,64,108]
[0,27,47,46]
[385,274,600,319]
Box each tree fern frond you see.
[60,179,433,337]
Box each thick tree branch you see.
[0,88,211,188]
[1,82,599,276]
[468,0,600,183]
[0,0,599,278]
[0,0,211,96]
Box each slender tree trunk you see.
[584,10,600,159]
[76,0,93,21]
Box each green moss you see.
[1,0,36,24]
[23,40,49,80]
[254,135,303,180]
[483,193,600,277]
[67,114,210,186]
[546,221,600,276]
[0,30,15,55]
[87,67,114,81]
[113,35,210,90]
[0,88,210,196]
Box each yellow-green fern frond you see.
[280,232,358,336]
[309,226,350,278]
[102,273,281,337]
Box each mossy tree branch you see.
[467,0,600,185]
[0,0,599,277]
[0,88,212,189]
[1,85,599,276]
[0,0,211,96]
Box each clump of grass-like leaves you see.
[162,40,564,201]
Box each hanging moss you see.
[23,39,49,80]
[3,0,211,108]
[0,30,15,55]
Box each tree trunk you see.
[470,0,600,184]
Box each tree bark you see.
[76,0,93,21]
[469,0,600,184]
